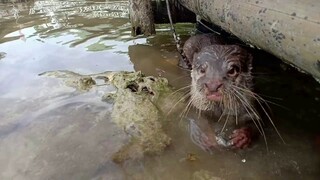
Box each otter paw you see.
[202,134,217,149]
[229,127,252,149]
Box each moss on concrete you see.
[40,70,184,163]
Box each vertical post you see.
[129,0,155,36]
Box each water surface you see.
[0,0,320,179]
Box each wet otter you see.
[180,34,259,150]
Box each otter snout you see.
[204,81,223,92]
[204,80,223,101]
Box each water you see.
[1,0,320,179]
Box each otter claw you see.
[229,127,252,149]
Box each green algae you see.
[39,71,96,91]
[105,71,172,162]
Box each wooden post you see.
[129,0,155,36]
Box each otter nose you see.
[204,81,223,92]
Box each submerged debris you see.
[0,52,6,60]
[193,170,224,180]
[179,153,198,162]
[39,71,96,91]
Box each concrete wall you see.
[178,0,320,81]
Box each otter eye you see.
[228,65,240,77]
[199,64,207,74]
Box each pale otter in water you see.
[180,34,260,150]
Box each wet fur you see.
[190,45,253,115]
[182,35,255,122]
[178,34,280,150]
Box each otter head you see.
[190,45,253,112]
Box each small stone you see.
[186,153,198,161]
[241,159,246,163]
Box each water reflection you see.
[28,0,129,29]
[128,44,190,87]
[0,0,136,174]
[1,0,132,51]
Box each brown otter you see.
[180,34,260,150]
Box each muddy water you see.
[0,0,320,179]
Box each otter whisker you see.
[253,95,285,144]
[235,85,284,100]
[216,96,226,123]
[233,85,287,110]
[217,110,225,123]
[180,93,194,120]
[233,94,239,126]
[232,90,265,134]
[217,94,227,123]
[220,93,232,133]
[255,98,285,144]
[229,90,239,116]
[231,89,264,136]
[170,74,191,83]
[197,107,202,119]
[219,97,223,109]
[169,85,192,97]
[184,101,194,119]
[250,72,276,75]
[232,86,283,131]
[232,85,284,144]
[181,87,202,121]
[253,93,288,111]
[167,90,190,116]
[228,91,239,125]
[183,98,193,117]
[232,88,260,119]
[232,88,266,138]
[196,87,203,118]
[234,93,269,151]
[258,94,283,101]
[177,89,198,128]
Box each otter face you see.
[190,45,253,111]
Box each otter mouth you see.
[206,92,223,102]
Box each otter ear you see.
[182,42,201,69]
[179,50,196,70]
[191,52,198,64]
[178,53,191,69]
